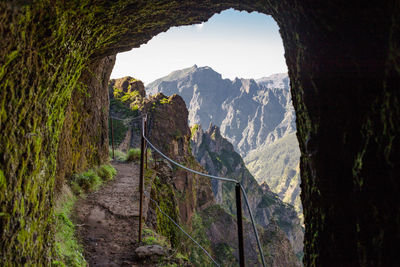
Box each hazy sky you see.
[111,9,287,85]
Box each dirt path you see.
[74,161,143,267]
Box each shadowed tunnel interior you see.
[0,1,399,266]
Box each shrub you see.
[97,164,117,181]
[71,169,101,194]
[126,148,141,162]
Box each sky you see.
[110,9,287,85]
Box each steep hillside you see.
[146,66,302,216]
[191,124,304,258]
[245,133,302,219]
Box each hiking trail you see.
[74,161,148,267]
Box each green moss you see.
[190,124,200,139]
[97,164,117,181]
[150,175,180,248]
[0,169,5,191]
[159,97,171,105]
[185,213,213,267]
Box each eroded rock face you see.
[1,1,399,266]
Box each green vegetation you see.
[53,187,86,267]
[159,97,171,105]
[244,133,303,219]
[190,124,200,139]
[142,228,169,247]
[151,175,181,248]
[70,164,116,195]
[109,148,127,162]
[186,213,213,267]
[126,148,141,162]
[109,98,139,117]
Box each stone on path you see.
[135,245,166,259]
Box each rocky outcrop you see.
[143,93,215,224]
[108,77,144,150]
[191,124,304,258]
[113,76,146,98]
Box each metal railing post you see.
[144,119,148,169]
[138,116,146,243]
[236,182,245,267]
[110,117,115,159]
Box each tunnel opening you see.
[108,8,304,266]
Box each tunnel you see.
[0,1,399,266]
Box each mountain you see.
[146,65,302,217]
[191,124,304,259]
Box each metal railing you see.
[110,114,266,267]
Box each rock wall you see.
[1,1,399,266]
[55,55,115,191]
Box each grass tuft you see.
[126,148,141,162]
[69,164,117,195]
[109,148,127,162]
[97,164,117,181]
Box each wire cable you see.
[142,135,237,183]
[239,184,266,267]
[144,191,220,267]
[110,114,143,122]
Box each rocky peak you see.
[112,76,146,97]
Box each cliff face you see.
[191,124,304,258]
[109,82,301,266]
[144,93,215,224]
[146,66,303,218]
